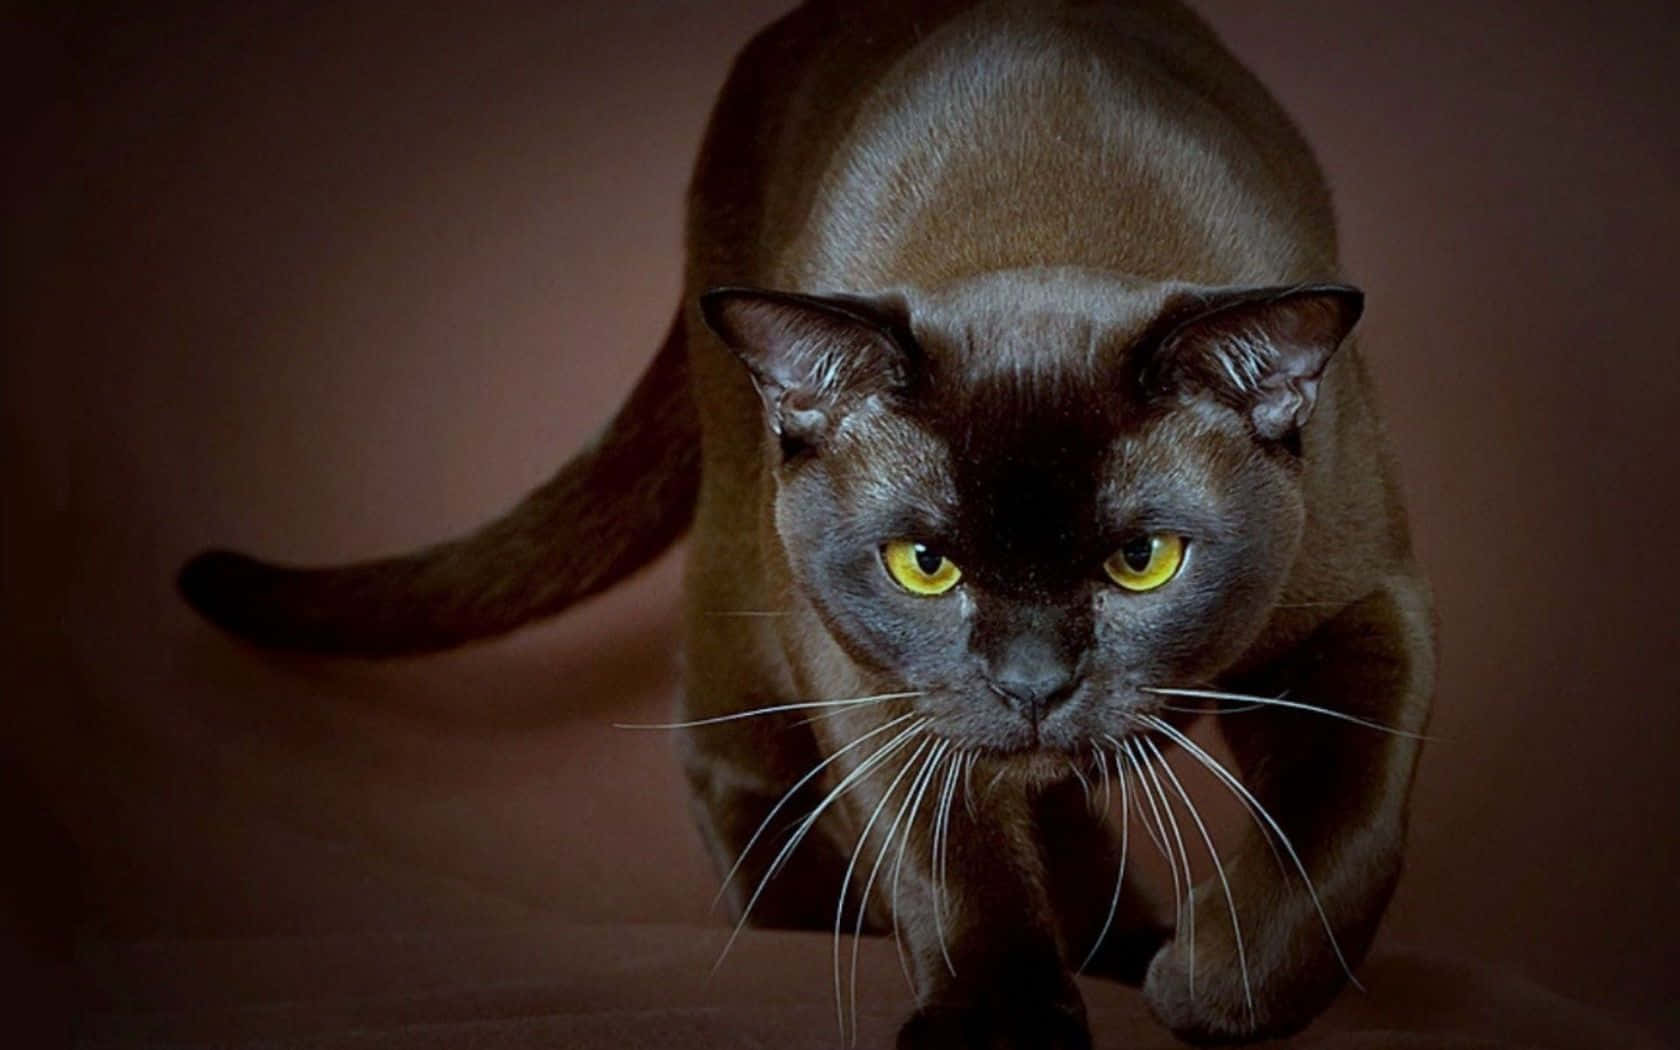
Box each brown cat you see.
[179,1,1435,1046]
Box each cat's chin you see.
[975,742,1114,787]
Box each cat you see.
[178,1,1435,1046]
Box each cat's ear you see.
[1147,284,1363,441]
[700,287,911,452]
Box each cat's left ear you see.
[700,287,912,452]
[1147,284,1363,441]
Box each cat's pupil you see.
[1121,536,1155,572]
[913,545,944,575]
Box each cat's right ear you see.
[700,287,911,454]
[1145,283,1364,442]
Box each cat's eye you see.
[1104,533,1186,592]
[882,540,962,596]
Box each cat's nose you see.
[986,637,1079,722]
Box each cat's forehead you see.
[903,268,1176,385]
[897,270,1178,474]
[853,272,1242,581]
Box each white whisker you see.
[1160,700,1267,716]
[1095,742,1113,814]
[616,691,921,731]
[962,750,979,822]
[1142,686,1431,740]
[710,711,917,912]
[1142,719,1287,876]
[1119,738,1184,987]
[1069,758,1094,810]
[833,738,929,1043]
[1131,738,1197,996]
[1142,714,1365,991]
[714,716,926,973]
[1079,748,1131,973]
[931,750,963,976]
[1143,735,1253,1020]
[892,738,948,990]
[1108,735,1170,867]
[788,705,884,731]
[852,741,940,1043]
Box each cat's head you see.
[702,268,1360,756]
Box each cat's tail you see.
[177,313,699,656]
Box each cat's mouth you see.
[953,719,1154,779]
[911,681,1165,760]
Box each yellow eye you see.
[1104,534,1186,592]
[882,540,962,596]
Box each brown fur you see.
[180,3,1434,1046]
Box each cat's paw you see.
[1142,936,1331,1045]
[896,998,1091,1050]
[1142,939,1265,1045]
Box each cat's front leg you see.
[879,762,1092,1050]
[1141,576,1434,1043]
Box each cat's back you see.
[688,0,1338,293]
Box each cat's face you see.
[704,270,1359,756]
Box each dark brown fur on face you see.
[178,2,1434,1047]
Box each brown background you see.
[5,0,1678,1044]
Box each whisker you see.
[1107,735,1170,865]
[1132,738,1197,996]
[768,720,927,892]
[852,741,941,1043]
[931,750,963,976]
[1069,758,1094,811]
[616,691,921,731]
[1145,719,1288,877]
[1143,735,1253,1020]
[962,750,979,822]
[788,706,878,731]
[709,711,918,912]
[714,716,926,973]
[833,738,930,1043]
[949,748,970,871]
[1095,742,1113,814]
[1078,748,1131,973]
[1120,740,1183,975]
[1142,686,1432,741]
[1160,700,1267,716]
[1142,714,1365,991]
[891,738,948,991]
